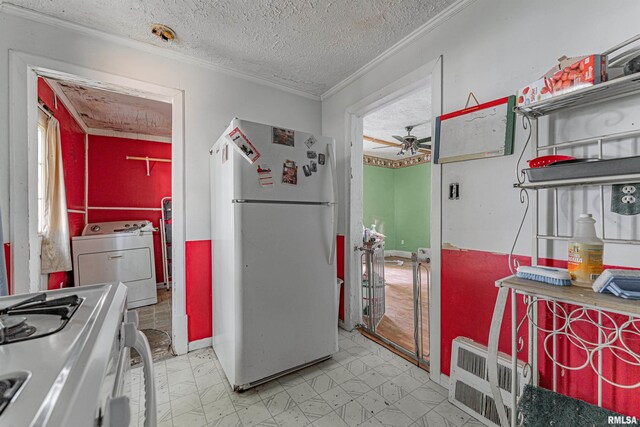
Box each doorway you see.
[9,53,188,355]
[359,86,432,365]
[35,75,175,361]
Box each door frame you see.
[9,51,189,355]
[344,56,444,382]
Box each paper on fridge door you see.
[257,165,274,188]
[226,126,261,163]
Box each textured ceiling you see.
[363,84,431,159]
[55,81,172,137]
[10,0,455,96]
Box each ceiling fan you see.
[392,125,431,155]
[369,124,431,156]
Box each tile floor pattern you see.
[132,288,174,364]
[129,328,484,427]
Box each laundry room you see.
[37,76,174,357]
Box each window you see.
[37,109,48,235]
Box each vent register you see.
[449,337,532,427]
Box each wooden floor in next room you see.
[375,257,429,357]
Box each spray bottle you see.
[567,213,604,287]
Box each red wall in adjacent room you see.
[186,240,212,342]
[441,248,640,417]
[38,78,87,289]
[87,135,171,283]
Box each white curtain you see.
[41,117,72,273]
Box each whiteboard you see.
[434,96,515,164]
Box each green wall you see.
[363,162,431,252]
[363,166,397,249]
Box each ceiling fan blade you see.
[417,144,432,150]
[392,135,406,143]
[417,137,431,144]
[371,145,396,150]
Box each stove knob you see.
[125,224,130,228]
[91,225,101,232]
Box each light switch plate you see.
[449,183,460,200]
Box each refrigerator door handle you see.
[328,143,338,265]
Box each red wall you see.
[186,240,212,342]
[441,248,640,417]
[87,135,171,283]
[38,78,87,290]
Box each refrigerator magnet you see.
[227,127,261,163]
[272,127,295,147]
[306,150,317,159]
[310,160,317,173]
[282,160,298,185]
[318,153,326,166]
[257,165,274,188]
[304,135,317,149]
[302,164,312,177]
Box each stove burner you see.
[0,373,28,417]
[0,294,81,345]
[0,316,36,340]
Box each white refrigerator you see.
[210,118,339,391]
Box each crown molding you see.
[320,0,476,101]
[363,153,431,169]
[0,2,321,101]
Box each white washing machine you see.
[72,220,158,308]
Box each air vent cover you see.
[449,337,533,427]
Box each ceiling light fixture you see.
[151,24,176,42]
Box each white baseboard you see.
[188,337,212,352]
[384,250,412,258]
[439,373,450,390]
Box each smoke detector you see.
[151,24,176,42]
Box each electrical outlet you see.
[611,183,640,215]
[401,240,404,245]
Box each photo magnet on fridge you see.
[272,127,295,147]
[282,159,298,185]
[304,135,317,149]
[307,150,317,159]
[226,127,261,163]
[302,164,312,177]
[310,161,317,173]
[318,153,326,165]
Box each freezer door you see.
[228,119,335,203]
[234,202,337,386]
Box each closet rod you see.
[126,156,171,163]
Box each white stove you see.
[0,283,155,427]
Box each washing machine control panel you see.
[82,220,154,236]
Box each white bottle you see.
[567,213,604,287]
